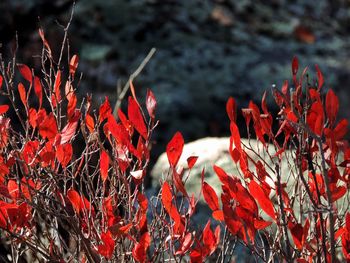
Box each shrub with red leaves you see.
[0,24,349,263]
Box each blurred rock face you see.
[1,0,350,149]
[151,137,292,201]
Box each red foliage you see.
[0,28,349,263]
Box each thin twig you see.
[113,48,156,117]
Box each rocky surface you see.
[1,0,350,158]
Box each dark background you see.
[1,0,350,159]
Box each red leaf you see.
[175,232,193,255]
[288,222,303,250]
[222,200,242,237]
[67,93,77,120]
[56,143,73,168]
[99,97,112,123]
[203,220,218,256]
[333,119,348,140]
[17,64,32,84]
[190,249,203,263]
[0,75,3,89]
[326,89,339,126]
[128,96,148,139]
[292,56,299,76]
[8,180,20,200]
[187,156,198,169]
[212,210,224,221]
[229,137,241,163]
[107,115,130,146]
[213,165,230,185]
[254,218,272,230]
[203,182,219,211]
[292,56,299,86]
[248,180,275,220]
[0,105,9,114]
[261,91,268,114]
[281,80,289,96]
[315,64,324,91]
[39,113,58,140]
[241,108,252,129]
[166,132,184,167]
[118,109,132,134]
[302,218,310,246]
[161,182,173,214]
[61,110,80,144]
[34,76,43,108]
[132,232,150,263]
[52,70,62,107]
[97,231,115,259]
[230,121,241,152]
[309,88,321,101]
[146,89,157,119]
[137,193,148,211]
[67,188,81,214]
[234,181,259,215]
[85,114,95,133]
[38,28,52,55]
[173,169,188,197]
[22,140,39,165]
[226,97,236,123]
[69,55,79,77]
[39,141,55,168]
[18,83,27,109]
[331,185,347,201]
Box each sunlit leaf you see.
[203,182,219,211]
[128,96,148,139]
[187,156,198,169]
[166,131,184,167]
[248,180,275,220]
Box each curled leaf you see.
[187,156,198,169]
[146,89,157,119]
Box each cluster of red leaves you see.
[199,57,350,262]
[0,27,350,263]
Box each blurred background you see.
[1,0,350,160]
